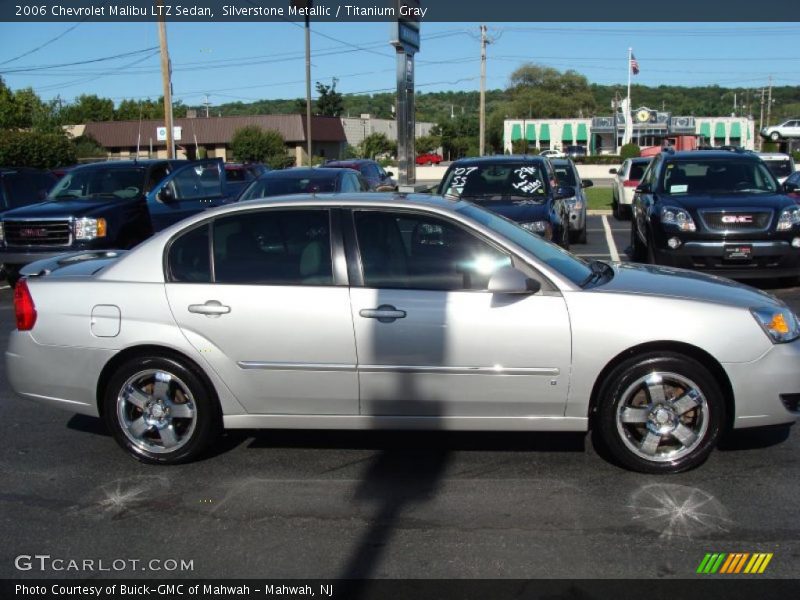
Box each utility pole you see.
[203,94,210,118]
[157,0,175,159]
[758,87,765,151]
[766,75,773,131]
[479,24,489,156]
[305,7,313,165]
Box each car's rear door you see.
[164,207,358,415]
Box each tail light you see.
[13,279,37,331]
[623,180,640,188]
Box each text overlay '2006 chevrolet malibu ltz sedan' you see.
[6,193,800,473]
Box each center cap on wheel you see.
[150,403,165,419]
[655,409,670,424]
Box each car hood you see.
[0,197,133,219]
[658,193,792,211]
[469,199,550,222]
[594,261,783,309]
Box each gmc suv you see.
[630,149,800,282]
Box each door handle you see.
[188,300,231,317]
[359,304,406,323]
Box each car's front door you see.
[347,208,572,418]
[147,159,229,231]
[164,207,358,415]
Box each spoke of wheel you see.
[620,407,650,423]
[645,378,666,404]
[672,391,700,415]
[671,424,698,448]
[125,388,150,409]
[152,378,171,402]
[169,402,194,419]
[159,425,179,448]
[640,431,662,456]
[128,417,150,438]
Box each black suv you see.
[630,149,800,280]
[437,156,574,248]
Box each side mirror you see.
[385,171,394,178]
[609,168,618,175]
[157,185,175,203]
[784,181,798,194]
[582,179,594,188]
[555,186,576,200]
[635,183,651,194]
[488,266,541,295]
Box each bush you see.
[572,155,624,165]
[71,134,105,159]
[792,150,800,163]
[0,130,76,169]
[620,143,641,159]
[230,125,290,168]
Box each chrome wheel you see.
[117,369,197,455]
[615,371,708,463]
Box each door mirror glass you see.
[582,179,594,188]
[385,171,394,178]
[488,266,541,295]
[609,168,618,175]
[784,181,798,193]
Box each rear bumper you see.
[653,240,800,279]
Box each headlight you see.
[520,221,553,240]
[750,307,800,343]
[776,207,800,231]
[73,218,107,240]
[660,206,696,231]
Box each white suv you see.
[610,157,651,219]
[761,118,800,141]
[756,152,796,184]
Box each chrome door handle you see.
[359,304,406,323]
[188,300,231,317]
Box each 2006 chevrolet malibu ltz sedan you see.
[6,194,800,473]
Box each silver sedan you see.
[7,194,800,473]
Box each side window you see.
[212,209,333,285]
[171,164,222,199]
[168,225,211,283]
[358,176,370,191]
[354,210,512,291]
[146,163,171,192]
[339,173,357,193]
[4,173,37,208]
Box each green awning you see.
[525,123,536,142]
[539,124,550,142]
[511,123,522,141]
[699,122,711,139]
[747,125,751,140]
[562,123,573,142]
[714,122,726,139]
[730,122,742,139]
[576,123,588,142]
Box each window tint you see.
[354,210,511,291]
[554,165,577,187]
[440,163,548,200]
[168,225,211,283]
[3,173,38,208]
[239,174,338,201]
[171,164,222,199]
[340,173,358,193]
[629,162,648,180]
[146,163,170,192]
[49,168,145,200]
[213,210,332,285]
[762,159,793,179]
[660,159,777,194]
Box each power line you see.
[0,47,160,74]
[0,20,87,67]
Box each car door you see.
[164,207,358,414]
[147,159,229,231]
[347,208,571,418]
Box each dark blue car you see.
[437,156,574,249]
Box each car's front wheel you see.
[596,352,725,473]
[770,131,781,142]
[104,355,220,464]
[629,221,646,261]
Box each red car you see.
[416,153,443,166]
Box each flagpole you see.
[626,47,632,146]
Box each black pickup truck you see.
[0,158,233,286]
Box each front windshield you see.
[762,159,794,179]
[48,167,146,200]
[659,159,778,195]
[240,174,337,201]
[456,202,593,286]
[440,163,549,203]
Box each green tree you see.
[71,134,105,159]
[508,64,596,119]
[62,94,114,124]
[360,132,393,159]
[315,80,344,117]
[230,125,291,167]
[0,130,76,168]
[620,143,641,159]
[415,134,441,154]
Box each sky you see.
[0,21,799,110]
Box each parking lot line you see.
[601,215,620,262]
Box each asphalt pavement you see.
[1,216,799,581]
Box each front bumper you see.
[652,240,800,279]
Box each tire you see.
[646,234,658,265]
[595,352,725,473]
[770,131,781,142]
[629,222,646,262]
[103,354,221,464]
[559,221,570,250]
[612,200,620,220]
[570,226,588,244]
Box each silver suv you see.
[761,118,800,142]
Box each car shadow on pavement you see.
[67,414,110,437]
[718,424,792,451]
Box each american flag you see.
[630,53,640,75]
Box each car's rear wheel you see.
[770,131,781,142]
[571,226,587,244]
[104,355,220,464]
[596,353,725,473]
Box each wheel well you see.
[587,341,735,430]
[96,345,220,417]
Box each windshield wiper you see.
[580,260,613,287]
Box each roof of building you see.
[83,115,346,148]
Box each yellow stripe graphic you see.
[748,554,766,573]
[758,553,773,573]
[734,553,750,573]
[720,554,737,574]
[744,554,759,574]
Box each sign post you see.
[391,1,421,190]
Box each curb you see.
[587,209,613,215]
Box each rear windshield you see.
[240,175,337,200]
[628,162,649,180]
[440,163,549,202]
[659,159,778,195]
[553,165,577,187]
[48,168,146,200]
[762,159,794,179]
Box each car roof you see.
[259,167,347,179]
[450,155,548,165]
[756,152,792,160]
[68,160,184,172]
[665,150,759,161]
[325,159,374,166]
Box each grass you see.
[585,187,613,211]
